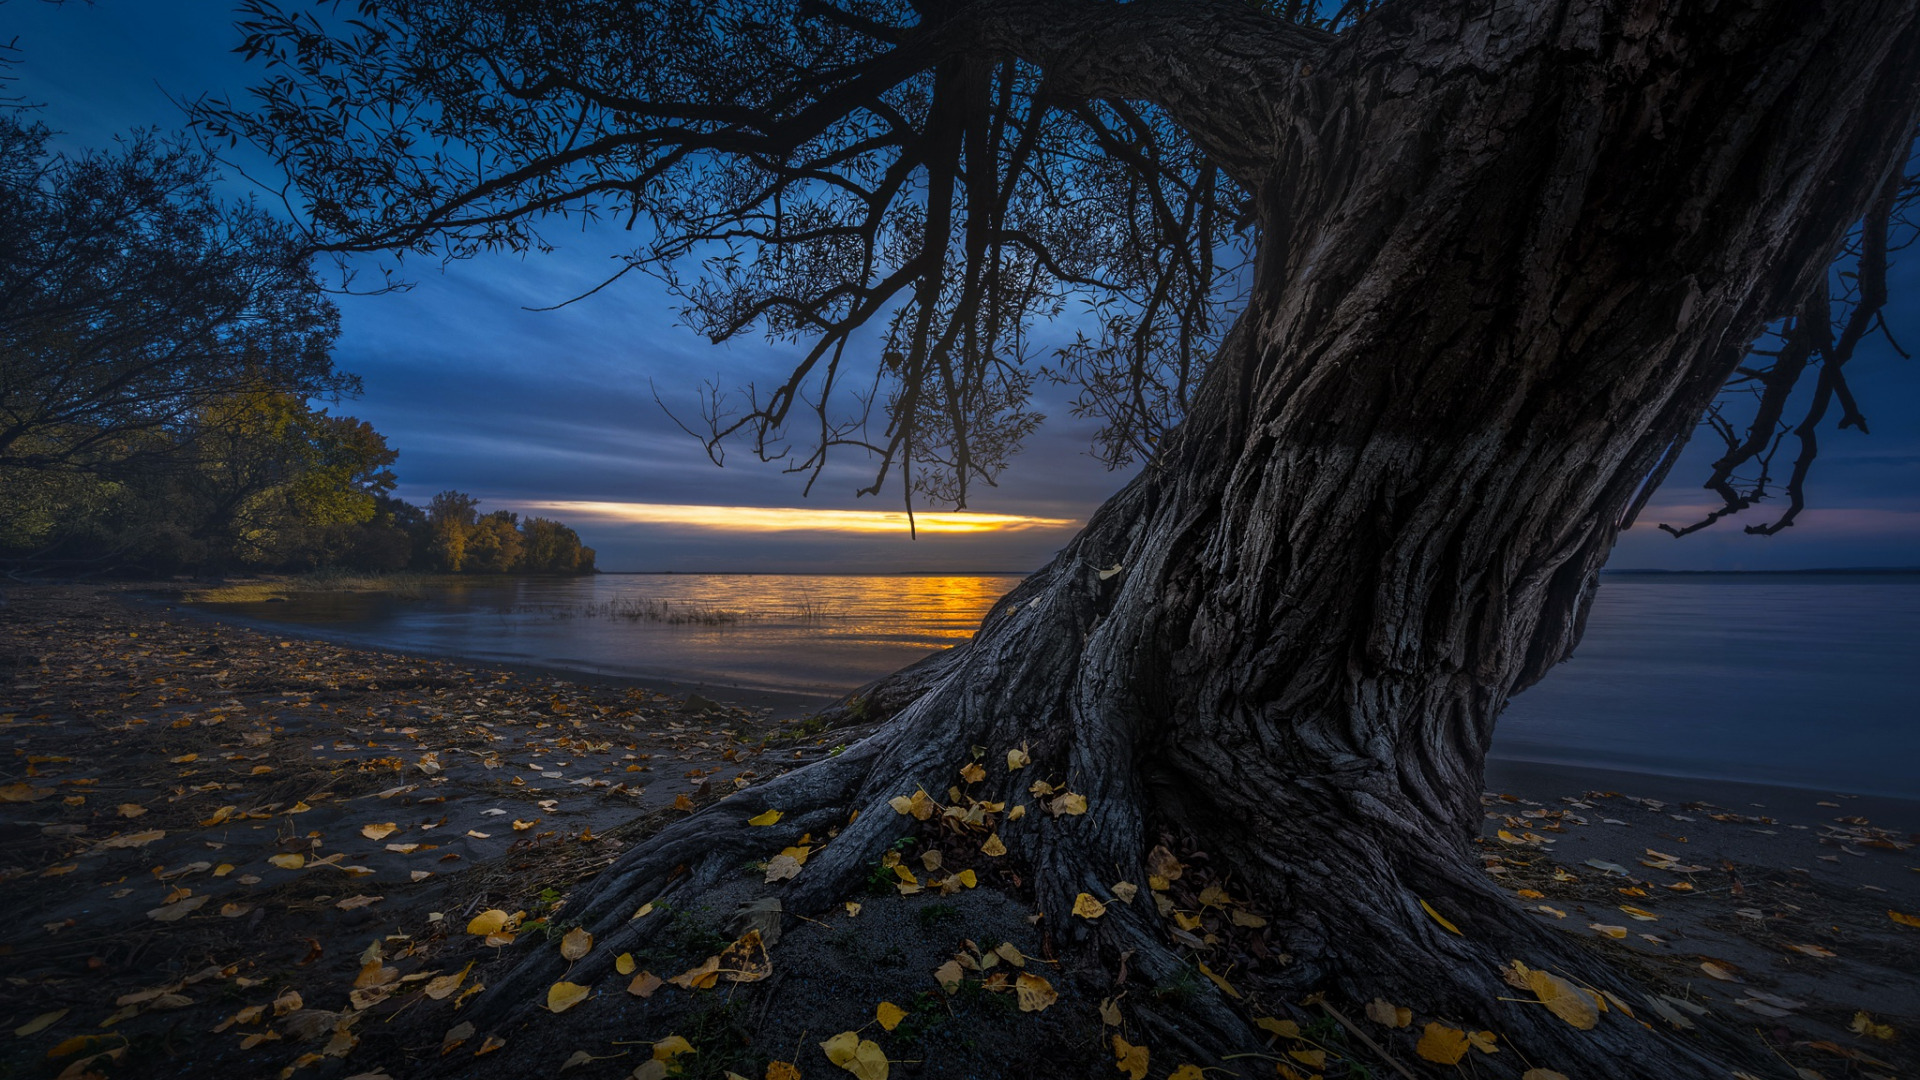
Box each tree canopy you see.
[199,0,1915,536]
[0,113,349,477]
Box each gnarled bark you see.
[462,2,1920,1076]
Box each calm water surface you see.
[201,574,1022,697]
[198,572,1920,797]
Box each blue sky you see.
[11,2,1919,572]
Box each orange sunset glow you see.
[519,500,1078,534]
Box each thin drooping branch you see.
[1662,151,1917,537]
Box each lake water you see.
[195,571,1920,798]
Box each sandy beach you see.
[3,583,1914,1079]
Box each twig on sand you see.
[1315,999,1420,1080]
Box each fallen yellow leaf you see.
[1510,962,1599,1030]
[1112,1035,1148,1080]
[1420,898,1462,935]
[1522,1071,1571,1080]
[616,953,636,976]
[1890,910,1920,928]
[669,956,721,990]
[546,982,590,1013]
[1072,893,1107,919]
[959,762,986,784]
[876,1001,907,1031]
[1416,1022,1470,1065]
[654,1035,695,1061]
[1006,744,1030,770]
[1851,1011,1896,1040]
[560,926,593,961]
[887,789,935,820]
[1197,961,1242,999]
[1365,998,1411,1028]
[14,1008,67,1036]
[423,962,473,1001]
[717,928,773,983]
[627,971,663,998]
[747,809,782,826]
[1255,1016,1301,1038]
[361,823,397,841]
[981,834,1007,857]
[267,853,305,870]
[467,909,511,936]
[820,1031,889,1080]
[933,959,964,993]
[1015,973,1057,1012]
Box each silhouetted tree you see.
[0,114,349,478]
[204,2,1920,1074]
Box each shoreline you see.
[151,584,1920,806]
[1485,756,1920,818]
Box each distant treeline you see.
[0,388,594,577]
[0,115,592,579]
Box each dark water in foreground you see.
[196,571,1920,798]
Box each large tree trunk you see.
[467,3,1920,1075]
